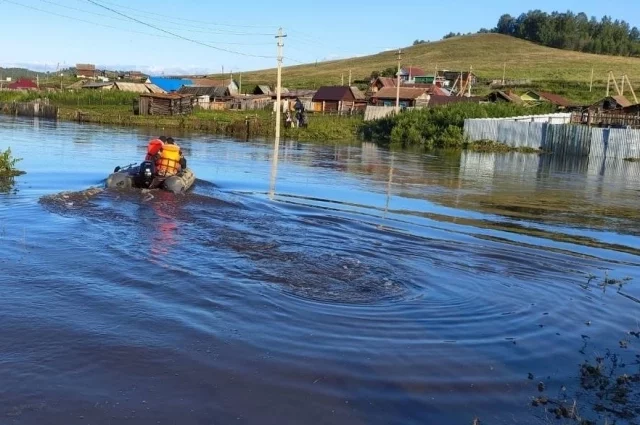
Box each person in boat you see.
[165,137,187,171]
[145,136,166,162]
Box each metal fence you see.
[464,114,640,159]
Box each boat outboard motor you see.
[137,161,156,188]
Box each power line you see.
[2,0,272,47]
[40,0,273,36]
[80,0,277,29]
[85,0,275,58]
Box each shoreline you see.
[1,105,546,154]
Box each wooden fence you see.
[0,101,58,119]
[570,111,640,129]
[464,115,640,159]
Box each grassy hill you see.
[218,34,640,102]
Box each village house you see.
[414,74,447,86]
[312,86,367,112]
[79,81,165,93]
[188,78,239,95]
[399,67,425,83]
[371,87,431,108]
[520,91,574,109]
[253,85,274,96]
[590,95,633,112]
[7,78,38,90]
[137,93,193,116]
[442,71,477,87]
[149,77,193,93]
[486,90,523,104]
[368,77,396,94]
[76,64,97,79]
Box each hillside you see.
[0,67,48,80]
[218,34,640,90]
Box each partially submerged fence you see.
[464,114,640,159]
[0,101,58,119]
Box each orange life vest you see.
[156,144,181,177]
[145,139,164,161]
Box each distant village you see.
[2,63,639,128]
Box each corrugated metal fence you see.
[464,114,640,159]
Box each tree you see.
[380,67,397,78]
[413,39,427,45]
[489,9,640,57]
[496,14,516,35]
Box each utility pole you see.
[341,73,344,86]
[275,27,287,141]
[239,73,242,94]
[589,67,594,92]
[502,62,506,86]
[348,69,352,86]
[395,49,403,113]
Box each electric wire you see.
[85,0,276,58]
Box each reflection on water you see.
[2,115,640,425]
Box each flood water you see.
[1,115,640,425]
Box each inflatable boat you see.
[105,161,195,194]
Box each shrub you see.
[361,102,555,149]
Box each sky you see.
[1,0,639,75]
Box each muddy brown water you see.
[1,116,640,424]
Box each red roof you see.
[401,67,425,77]
[373,87,429,100]
[374,77,396,88]
[535,91,575,107]
[8,78,38,90]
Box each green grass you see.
[0,90,138,106]
[213,34,640,96]
[53,102,362,142]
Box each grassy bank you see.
[361,102,555,150]
[55,105,362,143]
[0,89,362,142]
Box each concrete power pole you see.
[395,49,403,113]
[275,27,287,141]
[348,69,352,86]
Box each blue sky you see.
[1,0,639,75]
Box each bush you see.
[361,102,555,149]
[0,147,23,177]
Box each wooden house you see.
[442,71,477,86]
[369,77,396,94]
[371,87,430,107]
[399,67,425,82]
[312,86,367,112]
[253,85,274,96]
[591,95,633,112]
[7,78,38,90]
[137,93,193,116]
[189,78,239,95]
[486,90,523,104]
[521,91,574,109]
[76,64,97,79]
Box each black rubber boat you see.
[105,161,195,194]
